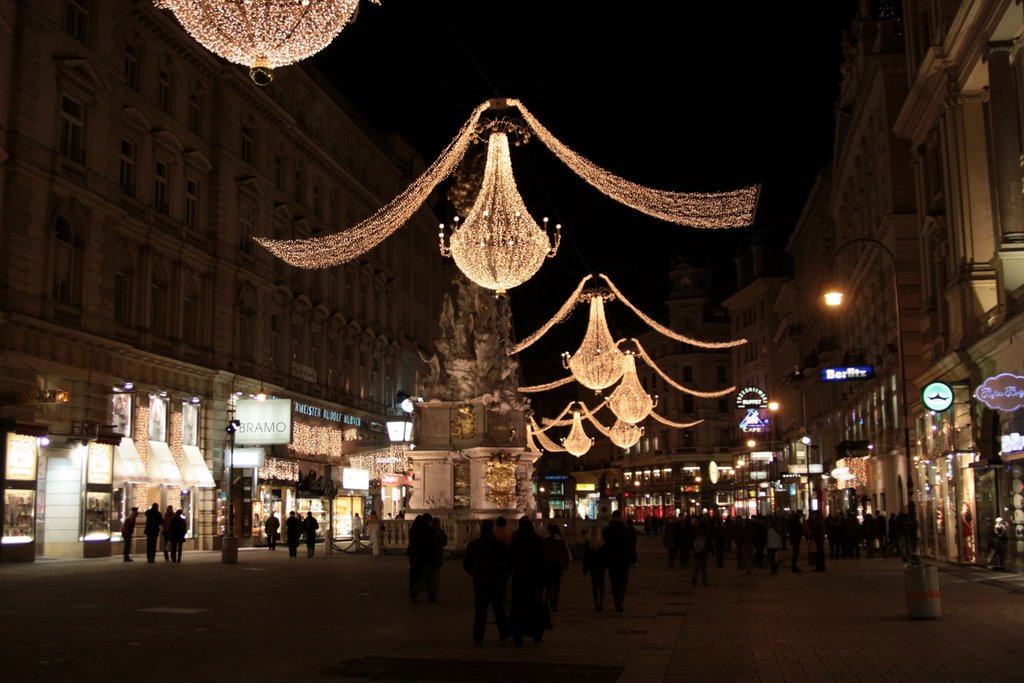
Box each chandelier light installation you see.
[256,99,759,282]
[561,408,594,457]
[562,291,625,391]
[153,0,379,85]
[606,352,656,424]
[439,130,560,295]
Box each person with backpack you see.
[691,521,711,587]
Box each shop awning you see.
[147,441,184,486]
[113,439,156,484]
[181,445,216,488]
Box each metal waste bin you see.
[904,565,940,619]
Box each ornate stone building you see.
[0,1,445,560]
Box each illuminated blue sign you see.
[820,366,874,381]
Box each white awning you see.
[147,441,184,486]
[113,439,156,484]
[181,445,216,488]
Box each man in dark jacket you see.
[463,519,511,645]
[121,507,139,562]
[602,510,637,612]
[285,510,302,558]
[143,503,164,563]
[787,511,805,572]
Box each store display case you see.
[83,492,111,541]
[3,489,35,544]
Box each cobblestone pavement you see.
[2,534,1022,682]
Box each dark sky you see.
[310,1,860,386]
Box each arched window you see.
[53,215,82,307]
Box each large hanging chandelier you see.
[153,1,379,85]
[562,291,624,391]
[606,419,643,449]
[439,130,560,295]
[607,352,656,424]
[561,408,594,457]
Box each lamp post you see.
[824,237,917,562]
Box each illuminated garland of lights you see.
[257,98,757,271]
[255,101,489,267]
[510,275,591,354]
[607,353,656,424]
[600,275,747,348]
[527,419,566,452]
[259,457,300,481]
[648,412,703,429]
[507,99,759,228]
[154,1,378,84]
[133,406,151,510]
[288,422,347,459]
[440,131,560,295]
[576,401,643,449]
[348,446,410,480]
[518,375,576,393]
[631,339,736,398]
[563,294,625,391]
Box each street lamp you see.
[823,237,917,562]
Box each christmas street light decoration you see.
[562,291,624,391]
[561,408,594,457]
[439,129,560,295]
[606,352,656,424]
[153,0,380,86]
[256,99,758,274]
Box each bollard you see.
[904,564,940,619]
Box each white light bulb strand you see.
[518,375,577,393]
[528,417,567,452]
[631,339,737,398]
[648,412,704,429]
[254,100,489,268]
[600,274,747,348]
[507,99,760,228]
[509,275,593,354]
[536,402,578,430]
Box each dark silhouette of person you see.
[169,509,187,562]
[462,519,511,645]
[542,524,571,611]
[582,524,607,611]
[121,507,139,562]
[143,503,163,563]
[285,511,302,558]
[302,511,319,557]
[161,505,175,561]
[508,516,546,646]
[264,512,280,551]
[602,510,637,612]
[406,513,435,602]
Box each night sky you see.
[310,1,860,389]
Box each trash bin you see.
[904,565,940,619]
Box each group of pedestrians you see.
[121,503,187,563]
[281,510,320,558]
[406,513,449,603]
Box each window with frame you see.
[182,295,200,347]
[59,95,86,164]
[187,92,202,133]
[65,0,88,42]
[185,178,199,229]
[119,139,136,197]
[123,44,139,90]
[241,126,255,164]
[158,70,173,113]
[237,310,255,362]
[154,160,169,214]
[53,216,82,307]
[150,277,169,337]
[114,270,132,326]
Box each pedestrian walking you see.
[987,517,1009,570]
[736,517,756,574]
[582,524,607,611]
[766,518,782,574]
[863,513,876,559]
[542,524,571,611]
[787,511,804,572]
[169,509,187,562]
[429,516,448,601]
[809,510,826,571]
[663,517,680,566]
[264,511,280,551]
[161,505,175,561]
[352,512,363,541]
[494,516,511,545]
[602,510,637,613]
[406,513,435,603]
[462,519,511,645]
[508,516,546,646]
[691,521,711,586]
[143,503,163,563]
[285,510,302,558]
[302,511,319,557]
[121,507,139,562]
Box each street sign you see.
[921,381,953,412]
[821,366,874,381]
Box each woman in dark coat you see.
[406,513,435,602]
[602,510,637,612]
[508,516,546,646]
[285,511,302,558]
[169,509,187,562]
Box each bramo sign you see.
[235,399,293,445]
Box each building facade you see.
[0,0,446,561]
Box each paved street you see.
[2,533,1023,682]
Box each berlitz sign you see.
[235,399,293,445]
[820,366,874,381]
[975,373,1024,412]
